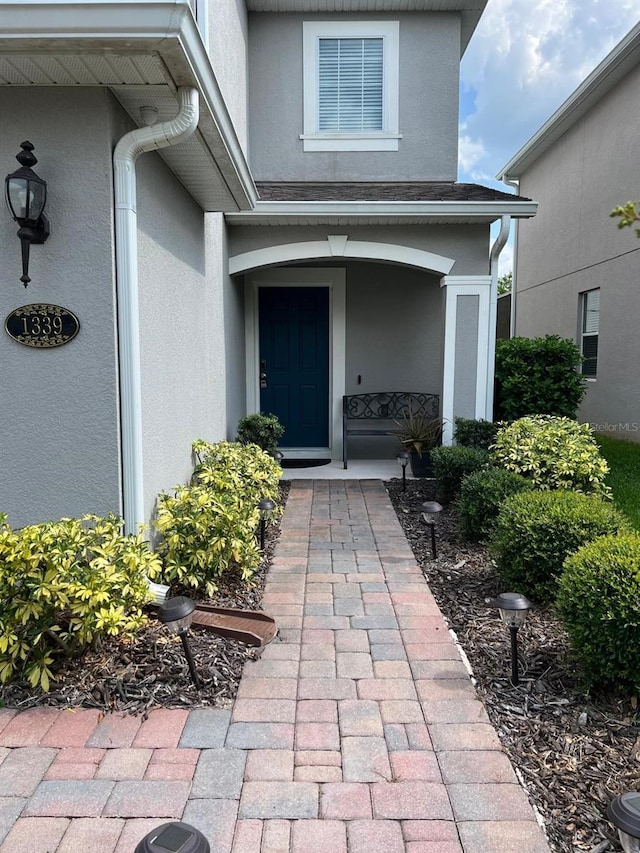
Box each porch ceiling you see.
[245,0,488,54]
[0,2,256,212]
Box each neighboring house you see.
[499,21,640,440]
[0,0,536,533]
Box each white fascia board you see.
[227,199,538,221]
[0,0,257,209]
[498,20,640,181]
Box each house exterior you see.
[499,21,640,439]
[0,0,536,534]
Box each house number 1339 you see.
[4,303,80,349]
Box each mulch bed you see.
[386,477,639,853]
[0,483,291,717]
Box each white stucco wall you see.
[515,61,640,440]
[247,11,460,181]
[0,88,121,527]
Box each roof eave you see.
[498,20,640,181]
[0,1,257,211]
[226,199,538,223]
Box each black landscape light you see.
[135,821,210,853]
[421,501,443,559]
[5,141,50,287]
[272,450,284,465]
[490,591,532,686]
[158,596,201,690]
[608,792,640,852]
[258,497,275,550]
[396,450,410,491]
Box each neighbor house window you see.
[580,288,599,377]
[302,21,400,152]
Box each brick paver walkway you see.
[0,480,551,852]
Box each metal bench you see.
[342,391,440,469]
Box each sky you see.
[458,0,640,273]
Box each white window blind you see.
[318,37,383,133]
[581,289,600,377]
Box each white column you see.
[440,275,492,444]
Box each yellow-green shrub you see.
[491,415,610,497]
[0,514,160,691]
[155,440,282,595]
[558,534,640,691]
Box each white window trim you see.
[580,288,599,379]
[302,20,400,152]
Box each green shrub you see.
[457,468,531,542]
[494,335,585,420]
[453,417,499,451]
[0,514,160,691]
[236,413,284,455]
[491,490,628,602]
[557,534,640,691]
[155,441,282,595]
[430,446,488,504]
[491,415,611,497]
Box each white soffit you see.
[0,1,256,212]
[245,0,487,54]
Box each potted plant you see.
[395,410,443,477]
[236,412,284,457]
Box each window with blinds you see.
[302,21,399,152]
[581,288,600,377]
[318,38,384,133]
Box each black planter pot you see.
[409,450,433,478]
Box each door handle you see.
[260,359,267,389]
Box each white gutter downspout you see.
[113,86,199,595]
[487,215,511,420]
[501,176,520,337]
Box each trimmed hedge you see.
[457,468,531,542]
[558,534,640,692]
[491,490,628,602]
[453,417,499,451]
[494,335,585,420]
[430,445,488,504]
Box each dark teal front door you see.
[259,287,330,448]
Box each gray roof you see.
[256,182,530,202]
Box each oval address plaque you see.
[5,303,80,349]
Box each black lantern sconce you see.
[5,141,50,287]
[135,821,210,853]
[158,596,202,690]
[421,501,443,559]
[257,498,275,550]
[396,450,410,491]
[607,792,640,852]
[490,591,532,686]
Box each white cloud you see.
[459,0,640,185]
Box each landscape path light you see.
[396,450,410,491]
[421,500,443,559]
[135,821,210,853]
[158,596,202,690]
[607,792,640,852]
[258,497,275,550]
[490,591,532,686]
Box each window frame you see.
[301,20,400,152]
[580,288,600,378]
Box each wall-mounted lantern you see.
[5,141,50,287]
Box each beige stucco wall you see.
[515,61,640,439]
[208,0,249,154]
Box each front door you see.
[259,287,330,448]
